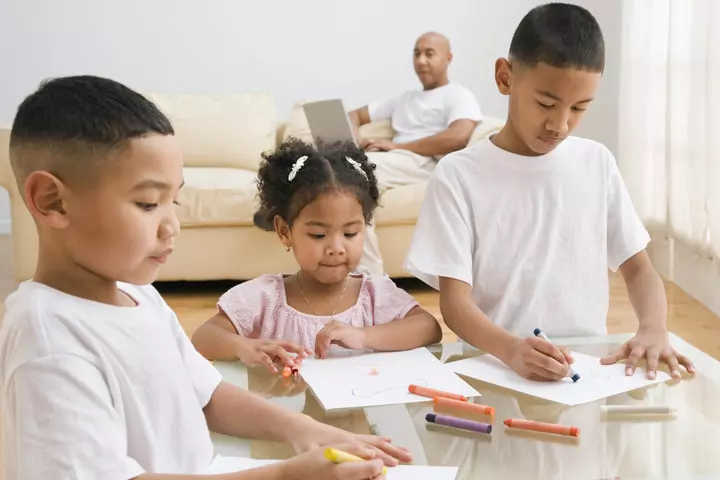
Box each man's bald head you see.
[415,32,451,54]
[413,32,452,90]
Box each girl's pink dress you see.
[217,273,419,351]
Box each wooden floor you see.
[1,235,720,360]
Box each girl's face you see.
[277,191,366,285]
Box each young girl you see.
[192,138,442,373]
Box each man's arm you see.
[368,119,477,157]
[348,106,371,144]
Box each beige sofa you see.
[0,93,504,282]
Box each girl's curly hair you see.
[255,137,380,227]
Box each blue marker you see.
[534,328,580,382]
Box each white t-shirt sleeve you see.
[606,149,651,271]
[167,308,223,408]
[446,87,483,125]
[403,159,475,289]
[4,355,145,480]
[367,94,402,123]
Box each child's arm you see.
[192,312,311,373]
[600,250,696,379]
[364,306,443,350]
[439,277,572,381]
[203,381,411,465]
[314,306,442,358]
[135,443,386,480]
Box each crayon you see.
[602,405,676,415]
[504,418,579,437]
[433,397,494,417]
[534,327,580,382]
[408,384,467,402]
[323,447,387,474]
[426,413,492,434]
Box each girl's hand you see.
[235,337,312,374]
[315,321,367,359]
[279,443,386,480]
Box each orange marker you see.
[282,366,292,378]
[408,384,467,402]
[503,418,579,438]
[433,397,495,417]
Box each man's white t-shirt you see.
[368,83,483,144]
[0,281,223,479]
[404,136,650,337]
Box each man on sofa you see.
[253,31,482,275]
[348,31,483,274]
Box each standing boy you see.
[405,3,695,382]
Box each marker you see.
[433,397,495,418]
[323,447,387,474]
[602,405,676,415]
[503,418,579,438]
[281,366,292,378]
[533,328,580,382]
[408,384,467,402]
[426,413,492,434]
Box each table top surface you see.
[212,333,720,480]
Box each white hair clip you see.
[346,157,368,180]
[288,156,308,182]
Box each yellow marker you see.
[323,447,388,475]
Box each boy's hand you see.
[600,326,696,380]
[279,443,386,480]
[235,337,312,374]
[315,321,367,359]
[288,416,412,467]
[505,336,573,381]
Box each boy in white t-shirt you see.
[404,3,696,383]
[0,76,411,479]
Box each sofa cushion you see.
[144,93,276,172]
[374,182,427,226]
[176,167,259,227]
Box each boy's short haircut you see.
[509,2,605,72]
[9,75,174,186]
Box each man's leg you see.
[357,150,436,275]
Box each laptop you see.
[302,99,358,147]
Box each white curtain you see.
[618,0,720,259]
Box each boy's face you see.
[496,60,601,155]
[39,135,184,285]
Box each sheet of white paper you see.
[447,351,670,406]
[205,455,459,479]
[299,347,480,410]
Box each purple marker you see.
[426,413,492,434]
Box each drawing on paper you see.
[351,378,427,398]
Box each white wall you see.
[0,0,622,230]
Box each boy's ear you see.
[274,215,291,248]
[495,57,513,95]
[23,171,70,229]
